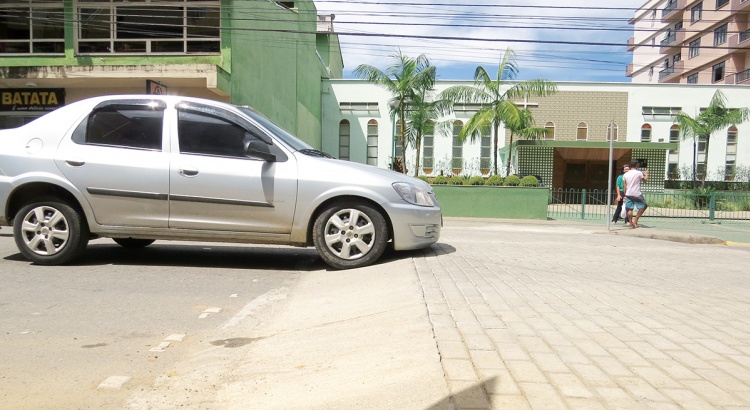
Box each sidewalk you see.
[128,217,750,409]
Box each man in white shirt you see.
[623,159,648,228]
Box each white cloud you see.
[313,0,642,82]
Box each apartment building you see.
[0,0,343,146]
[627,0,750,84]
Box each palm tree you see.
[504,107,550,176]
[674,90,750,187]
[354,50,437,174]
[439,48,556,176]
[404,88,452,176]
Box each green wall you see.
[226,0,323,147]
[432,186,550,219]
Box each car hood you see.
[293,151,433,191]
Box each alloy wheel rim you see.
[20,206,70,256]
[323,209,375,260]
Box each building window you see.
[714,24,728,46]
[338,120,350,160]
[576,122,588,140]
[687,73,699,83]
[725,125,737,180]
[641,124,652,142]
[689,39,701,58]
[366,120,378,166]
[712,61,725,83]
[691,2,702,23]
[670,125,680,143]
[544,122,555,140]
[716,0,729,8]
[606,123,618,141]
[648,67,654,80]
[673,53,681,64]
[423,133,434,171]
[698,135,707,154]
[0,2,64,54]
[77,1,221,54]
[452,121,463,171]
[480,134,491,173]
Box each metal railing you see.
[659,66,675,79]
[662,1,677,16]
[660,33,677,46]
[740,28,750,44]
[548,189,750,221]
[737,68,750,84]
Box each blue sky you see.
[313,0,642,83]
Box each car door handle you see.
[179,168,199,177]
[65,159,85,167]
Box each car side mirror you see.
[244,139,276,162]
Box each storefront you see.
[0,87,65,129]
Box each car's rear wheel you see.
[313,201,388,269]
[13,199,89,265]
[113,238,155,248]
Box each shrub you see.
[520,175,539,187]
[431,175,449,185]
[448,177,465,185]
[417,176,429,183]
[505,174,521,186]
[467,176,485,186]
[485,175,504,186]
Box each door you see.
[54,100,170,227]
[168,103,298,233]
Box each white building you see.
[322,80,750,190]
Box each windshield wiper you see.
[298,149,335,159]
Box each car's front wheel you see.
[113,238,155,248]
[313,201,388,269]
[13,199,89,265]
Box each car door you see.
[168,102,298,233]
[54,99,170,228]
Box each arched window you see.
[640,124,652,142]
[544,122,555,140]
[367,119,378,166]
[607,123,618,141]
[338,120,350,160]
[669,124,680,143]
[452,120,463,171]
[577,122,588,140]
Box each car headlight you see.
[393,182,436,207]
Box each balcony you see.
[626,63,634,77]
[737,68,750,84]
[627,37,634,51]
[659,30,685,54]
[658,60,685,83]
[728,28,750,49]
[731,0,750,12]
[662,0,685,22]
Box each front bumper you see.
[384,202,442,251]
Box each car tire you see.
[313,201,389,269]
[13,199,89,265]
[113,238,155,248]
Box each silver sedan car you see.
[0,95,441,269]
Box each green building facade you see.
[0,0,342,146]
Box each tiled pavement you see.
[416,218,750,409]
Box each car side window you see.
[177,109,265,158]
[72,106,163,150]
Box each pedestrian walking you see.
[612,164,630,224]
[623,159,648,228]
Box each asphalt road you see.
[0,230,318,409]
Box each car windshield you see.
[237,106,313,152]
